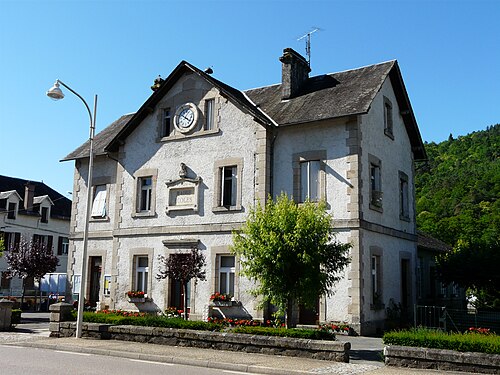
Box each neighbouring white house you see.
[0,175,72,309]
[62,48,426,335]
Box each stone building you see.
[63,48,426,334]
[0,175,71,308]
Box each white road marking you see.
[55,350,91,356]
[129,359,174,366]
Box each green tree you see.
[156,247,206,320]
[0,236,4,257]
[231,194,351,327]
[436,239,500,310]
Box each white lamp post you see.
[47,80,97,339]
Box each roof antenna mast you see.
[297,27,320,67]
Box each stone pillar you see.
[49,302,73,337]
[0,298,14,331]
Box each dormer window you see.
[7,202,16,219]
[41,206,49,223]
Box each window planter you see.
[128,297,146,303]
[211,300,233,307]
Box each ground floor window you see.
[135,256,149,294]
[218,255,235,296]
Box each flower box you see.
[128,297,146,303]
[211,300,233,307]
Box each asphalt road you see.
[0,345,254,375]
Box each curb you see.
[7,341,314,375]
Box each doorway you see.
[89,256,102,308]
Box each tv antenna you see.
[297,27,321,66]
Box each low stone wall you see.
[53,321,350,362]
[384,345,500,374]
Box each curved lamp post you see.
[47,80,97,339]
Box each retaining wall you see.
[384,345,500,374]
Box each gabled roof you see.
[33,195,54,206]
[104,61,275,153]
[63,58,426,161]
[0,190,22,201]
[0,175,72,220]
[245,60,426,160]
[417,230,452,253]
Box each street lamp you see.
[47,80,97,339]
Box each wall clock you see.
[174,103,199,133]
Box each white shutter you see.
[91,185,107,218]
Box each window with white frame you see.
[57,236,69,256]
[300,160,321,202]
[218,255,235,296]
[139,177,152,212]
[370,252,383,307]
[399,171,409,220]
[91,184,107,218]
[383,96,394,138]
[135,256,149,294]
[204,99,215,131]
[221,166,237,207]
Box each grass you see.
[383,328,500,354]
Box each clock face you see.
[174,103,198,133]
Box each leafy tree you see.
[231,193,351,328]
[6,238,59,310]
[436,239,500,310]
[156,247,206,320]
[0,236,4,257]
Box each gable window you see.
[218,255,235,296]
[293,150,326,204]
[369,154,382,211]
[213,158,243,212]
[57,236,69,256]
[204,99,215,131]
[383,96,394,139]
[7,202,16,219]
[162,108,172,137]
[135,256,149,294]
[41,206,49,223]
[300,160,321,202]
[91,184,107,218]
[399,171,409,220]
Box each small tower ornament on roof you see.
[151,75,164,91]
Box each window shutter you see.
[91,185,107,218]
[47,235,53,251]
[57,236,63,256]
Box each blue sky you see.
[0,0,498,196]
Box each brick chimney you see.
[279,48,311,100]
[24,182,35,211]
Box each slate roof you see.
[62,58,426,161]
[417,230,452,253]
[0,175,72,220]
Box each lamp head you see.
[46,80,65,100]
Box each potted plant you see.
[126,290,146,303]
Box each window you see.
[384,96,393,139]
[399,171,409,220]
[135,256,149,294]
[162,108,172,137]
[369,155,382,210]
[221,166,237,207]
[57,236,69,256]
[139,177,152,212]
[371,255,382,306]
[91,185,107,218]
[300,160,321,202]
[1,272,10,290]
[33,234,53,251]
[0,198,6,210]
[213,158,243,211]
[204,99,215,131]
[41,206,49,223]
[218,255,235,296]
[4,232,20,252]
[7,202,16,219]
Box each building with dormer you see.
[63,48,426,334]
[0,175,71,308]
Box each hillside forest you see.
[415,124,500,309]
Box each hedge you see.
[383,328,500,355]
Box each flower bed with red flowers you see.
[209,292,231,302]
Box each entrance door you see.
[299,299,319,325]
[170,279,190,314]
[89,256,102,308]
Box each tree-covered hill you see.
[415,124,500,246]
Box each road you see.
[0,345,258,375]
